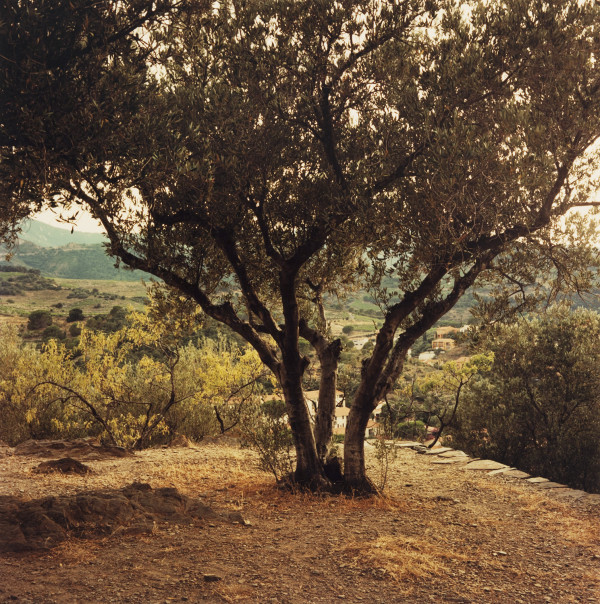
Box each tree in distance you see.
[27,310,52,331]
[3,0,600,491]
[66,308,85,323]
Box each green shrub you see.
[27,310,52,330]
[68,323,82,337]
[452,306,600,493]
[42,325,66,341]
[395,420,426,440]
[67,308,85,322]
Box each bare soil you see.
[0,440,599,603]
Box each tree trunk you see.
[343,328,411,492]
[278,268,330,488]
[280,365,328,487]
[314,339,342,461]
[343,393,378,493]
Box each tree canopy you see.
[3,0,600,490]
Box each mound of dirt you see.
[13,439,133,460]
[0,482,220,553]
[33,457,92,475]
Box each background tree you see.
[3,0,600,490]
[452,306,600,493]
[66,308,85,323]
[413,354,493,447]
[27,310,52,331]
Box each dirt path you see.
[1,441,599,603]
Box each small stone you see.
[203,574,222,582]
[228,511,251,526]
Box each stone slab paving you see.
[488,467,515,475]
[503,469,531,479]
[438,450,469,458]
[395,442,423,448]
[400,443,600,508]
[534,481,568,489]
[464,459,508,471]
[422,447,454,455]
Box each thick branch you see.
[374,252,496,404]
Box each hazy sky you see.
[35,207,104,233]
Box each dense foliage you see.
[0,270,61,296]
[0,305,267,448]
[452,307,600,493]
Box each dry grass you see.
[341,534,470,585]
[50,540,103,564]
[515,492,600,549]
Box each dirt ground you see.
[0,440,599,603]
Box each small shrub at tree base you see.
[241,399,294,482]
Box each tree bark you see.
[279,268,328,487]
[299,317,343,463]
[314,339,342,462]
[279,364,327,486]
[343,393,379,493]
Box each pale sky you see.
[34,208,104,234]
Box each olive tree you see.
[3,0,600,490]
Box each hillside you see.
[0,220,146,281]
[4,240,148,281]
[0,441,598,602]
[19,219,106,248]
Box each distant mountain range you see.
[0,221,147,281]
